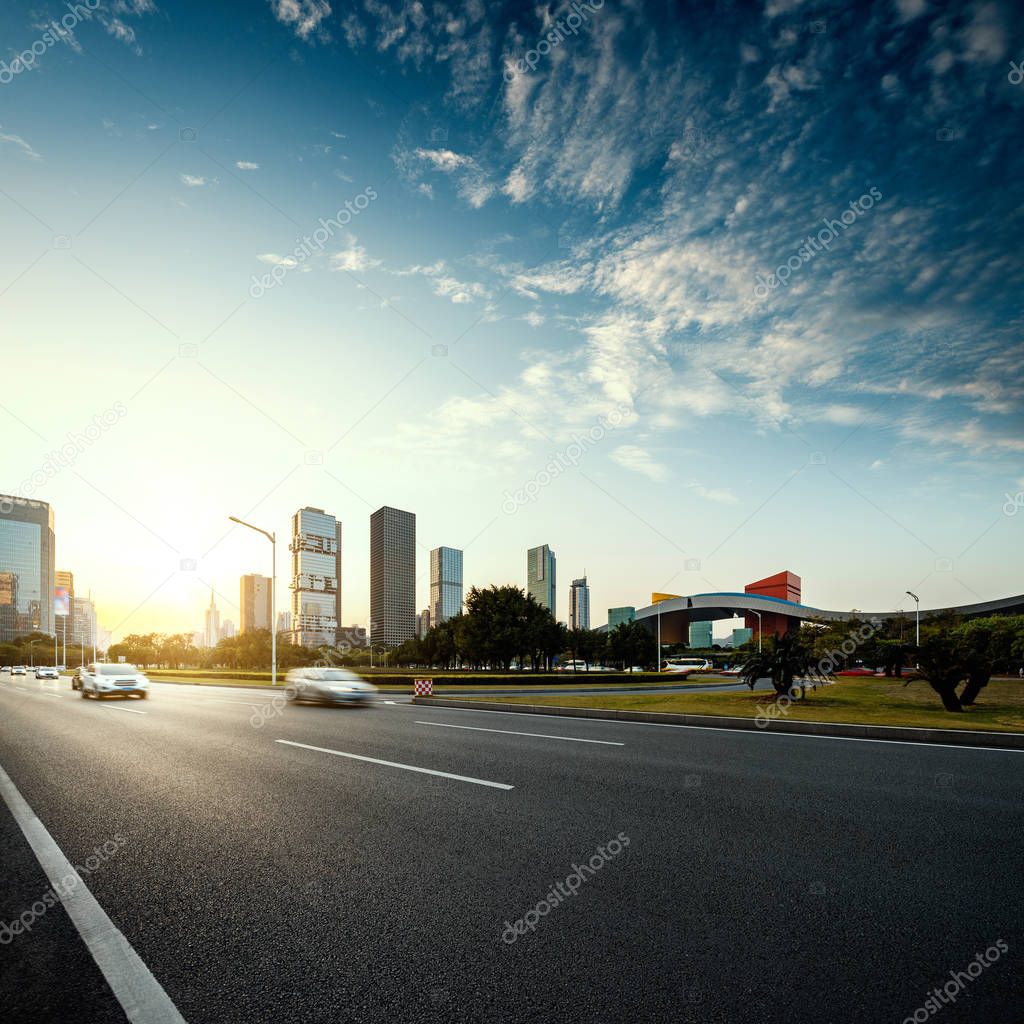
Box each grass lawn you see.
[444,678,1024,733]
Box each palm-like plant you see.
[741,631,820,699]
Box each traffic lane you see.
[0,801,126,1024]
[3,684,1023,1022]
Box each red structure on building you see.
[745,571,802,637]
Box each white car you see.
[35,666,59,680]
[11,665,27,676]
[285,667,377,705]
[662,658,714,674]
[80,663,149,700]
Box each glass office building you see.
[689,620,713,648]
[289,507,342,647]
[0,496,55,641]
[527,544,556,617]
[607,606,636,630]
[569,576,590,630]
[370,506,416,648]
[430,546,463,627]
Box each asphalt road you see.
[1,675,1021,1024]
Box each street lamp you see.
[28,638,43,667]
[905,591,920,647]
[750,609,763,653]
[229,516,277,686]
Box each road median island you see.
[413,679,1024,750]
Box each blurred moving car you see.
[12,666,27,676]
[1,666,10,673]
[80,663,150,699]
[835,667,878,677]
[285,667,378,705]
[70,667,83,691]
[35,666,59,680]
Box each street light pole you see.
[906,591,920,647]
[230,516,277,686]
[750,610,763,653]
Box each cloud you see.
[257,254,298,267]
[179,174,211,187]
[406,147,493,208]
[0,130,40,160]
[269,0,332,42]
[414,147,472,171]
[235,161,259,170]
[610,445,668,481]
[329,235,381,273]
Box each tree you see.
[741,631,822,699]
[606,621,656,672]
[908,635,966,712]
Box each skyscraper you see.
[527,544,556,617]
[221,619,237,640]
[0,496,55,639]
[240,573,272,633]
[370,505,416,648]
[569,576,590,630]
[289,507,342,647]
[203,590,220,648]
[429,546,463,626]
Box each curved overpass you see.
[618,592,1024,642]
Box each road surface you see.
[1,675,1021,1023]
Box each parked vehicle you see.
[80,663,149,699]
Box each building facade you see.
[569,576,590,630]
[689,620,713,648]
[527,544,556,617]
[370,506,416,648]
[289,507,342,647]
[607,606,636,630]
[240,573,272,633]
[732,627,754,647]
[203,591,220,648]
[0,496,55,640]
[429,546,463,626]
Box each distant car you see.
[11,665,27,676]
[836,667,877,677]
[35,666,58,680]
[285,667,378,705]
[1,666,10,673]
[663,658,713,674]
[720,666,744,676]
[80,663,149,699]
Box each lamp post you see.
[28,638,43,667]
[750,610,763,653]
[905,591,920,647]
[229,516,277,686]
[656,609,662,673]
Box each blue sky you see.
[1,0,1022,640]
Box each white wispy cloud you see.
[610,445,668,481]
[235,160,259,170]
[179,174,211,187]
[329,235,381,273]
[269,0,332,42]
[0,130,41,160]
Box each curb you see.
[412,698,1024,750]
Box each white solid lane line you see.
[0,763,187,1024]
[275,739,514,790]
[415,721,624,746]
[101,704,148,715]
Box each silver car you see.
[80,663,150,699]
[285,667,378,706]
[35,666,59,680]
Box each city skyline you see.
[1,0,1021,643]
